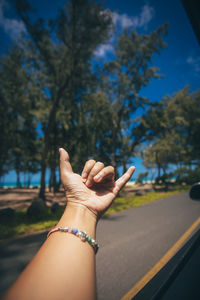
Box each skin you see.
[3,148,135,300]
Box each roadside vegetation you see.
[0,186,189,240]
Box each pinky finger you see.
[113,166,135,195]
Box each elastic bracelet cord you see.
[47,227,99,254]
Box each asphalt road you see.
[0,192,200,299]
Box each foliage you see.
[174,166,200,185]
[106,187,189,215]
[13,0,113,198]
[140,87,200,184]
[100,24,168,171]
[0,45,39,184]
[136,172,149,184]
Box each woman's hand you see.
[59,148,135,219]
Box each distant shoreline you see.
[0,182,41,189]
[0,178,158,189]
[0,178,177,188]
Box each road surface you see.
[0,192,200,299]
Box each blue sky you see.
[0,0,199,183]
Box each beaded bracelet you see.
[47,227,99,254]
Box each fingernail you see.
[82,172,87,179]
[86,180,92,187]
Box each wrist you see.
[56,202,97,238]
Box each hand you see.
[59,148,135,219]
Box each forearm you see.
[4,203,97,300]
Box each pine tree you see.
[100,24,168,170]
[14,0,112,199]
[0,44,39,185]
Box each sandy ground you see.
[0,188,67,210]
[0,183,154,210]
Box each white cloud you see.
[94,44,114,57]
[139,4,155,28]
[95,4,155,58]
[111,12,134,29]
[111,4,155,30]
[0,0,26,39]
[187,56,200,72]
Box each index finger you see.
[81,159,96,181]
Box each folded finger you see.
[85,161,104,187]
[113,166,135,195]
[81,159,96,182]
[93,166,115,183]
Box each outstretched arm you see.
[4,148,135,300]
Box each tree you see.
[136,172,148,184]
[142,136,183,180]
[100,23,168,171]
[140,87,200,182]
[0,73,11,179]
[0,44,39,186]
[15,0,113,199]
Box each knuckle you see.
[96,161,104,168]
[86,159,96,168]
[110,166,115,173]
[92,162,104,172]
[88,159,96,165]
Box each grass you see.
[0,186,189,240]
[105,187,188,215]
[0,207,65,240]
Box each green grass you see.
[0,186,189,240]
[0,207,65,240]
[105,187,188,215]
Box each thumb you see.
[59,148,73,175]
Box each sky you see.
[0,0,199,184]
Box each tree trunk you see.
[38,73,71,199]
[28,173,31,187]
[39,154,47,200]
[155,152,161,179]
[52,131,57,194]
[158,164,161,178]
[49,169,52,192]
[57,167,61,192]
[111,152,117,169]
[53,166,57,194]
[16,170,21,188]
[122,158,128,174]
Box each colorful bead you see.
[87,236,92,242]
[72,228,78,234]
[47,227,99,254]
[78,231,87,241]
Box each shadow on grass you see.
[0,206,65,240]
